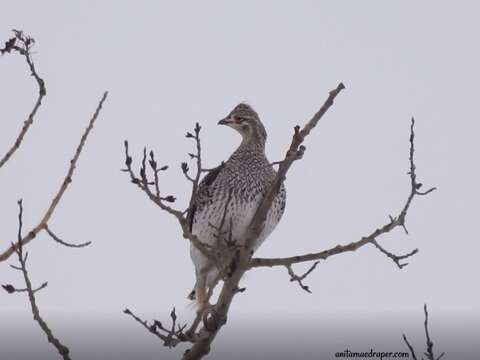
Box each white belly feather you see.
[190,189,284,287]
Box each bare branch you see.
[122,129,217,264]
[423,304,445,360]
[3,200,72,360]
[402,334,418,360]
[403,305,444,360]
[243,83,345,256]
[147,150,168,198]
[185,123,203,231]
[285,261,320,293]
[123,308,192,348]
[269,160,283,167]
[0,91,108,262]
[44,226,91,248]
[250,117,435,271]
[371,240,417,269]
[0,30,46,169]
[122,141,183,220]
[2,281,47,294]
[249,222,416,270]
[397,118,437,229]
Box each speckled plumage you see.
[189,104,286,306]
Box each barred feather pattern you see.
[190,140,286,297]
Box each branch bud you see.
[170,307,177,322]
[194,122,201,134]
[1,284,15,294]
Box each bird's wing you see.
[189,161,226,231]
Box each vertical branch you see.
[403,304,444,360]
[6,200,72,360]
[186,123,202,228]
[423,304,444,360]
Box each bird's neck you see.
[240,132,266,150]
[230,139,266,163]
[241,136,265,152]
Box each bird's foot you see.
[202,305,226,332]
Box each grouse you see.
[189,103,286,308]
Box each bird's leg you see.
[205,278,220,301]
[200,274,226,331]
[186,295,218,338]
[185,276,208,338]
[195,266,216,313]
[195,284,208,312]
[186,308,203,338]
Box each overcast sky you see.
[1,1,479,359]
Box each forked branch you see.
[403,304,445,360]
[0,91,108,262]
[2,200,71,360]
[250,117,436,288]
[124,307,193,348]
[122,123,217,263]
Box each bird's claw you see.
[202,306,225,331]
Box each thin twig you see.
[2,281,47,294]
[285,261,320,293]
[122,142,182,219]
[181,162,195,183]
[402,334,418,360]
[269,160,284,167]
[122,132,217,263]
[186,123,203,231]
[123,308,192,348]
[0,91,108,262]
[0,30,46,169]
[423,304,445,360]
[45,226,91,248]
[371,240,417,269]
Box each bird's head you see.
[218,103,267,146]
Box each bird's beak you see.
[218,117,231,126]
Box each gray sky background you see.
[1,1,479,359]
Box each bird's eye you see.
[235,117,247,123]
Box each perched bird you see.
[189,103,286,309]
